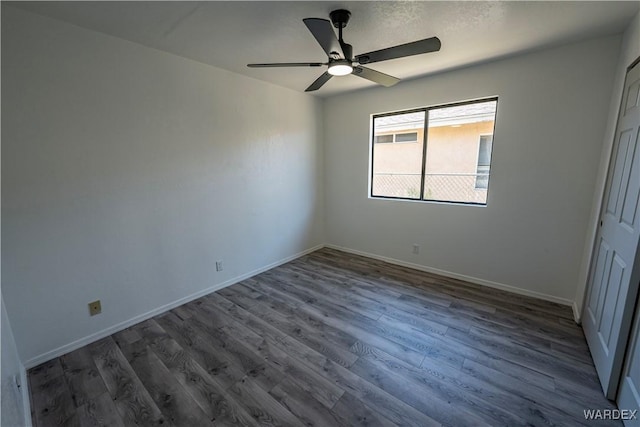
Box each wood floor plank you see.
[311,359,442,427]
[269,377,348,427]
[30,376,77,427]
[430,343,558,392]
[379,296,474,334]
[447,326,601,390]
[313,249,574,320]
[181,305,282,393]
[297,261,411,311]
[290,258,405,300]
[227,377,305,427]
[306,252,458,309]
[477,306,584,338]
[206,292,359,369]
[170,304,193,321]
[275,263,392,319]
[29,248,616,427]
[201,295,346,409]
[185,299,265,350]
[469,311,588,350]
[59,347,108,408]
[131,319,260,427]
[75,392,125,427]
[260,268,383,321]
[234,284,363,365]
[252,337,345,409]
[375,314,462,369]
[29,359,64,395]
[216,286,263,311]
[155,311,247,389]
[330,392,397,427]
[432,274,574,319]
[350,341,507,426]
[230,283,360,364]
[385,263,570,320]
[88,337,165,426]
[553,376,619,412]
[288,292,427,367]
[549,340,593,364]
[266,339,441,427]
[112,327,142,345]
[206,292,440,426]
[242,277,306,308]
[471,320,592,364]
[354,340,574,427]
[380,315,561,393]
[117,339,212,426]
[461,359,614,427]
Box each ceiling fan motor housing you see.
[330,9,351,29]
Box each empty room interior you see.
[2,1,640,426]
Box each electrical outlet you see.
[216,260,223,272]
[412,244,420,254]
[88,300,102,316]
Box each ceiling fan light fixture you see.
[328,60,353,76]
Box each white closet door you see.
[583,59,640,398]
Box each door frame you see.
[616,284,640,418]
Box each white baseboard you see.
[23,244,324,369]
[325,244,574,307]
[572,301,582,324]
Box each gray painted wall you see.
[323,35,621,303]
[1,6,324,366]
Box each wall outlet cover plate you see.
[88,300,101,316]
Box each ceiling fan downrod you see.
[330,9,352,60]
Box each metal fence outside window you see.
[372,173,488,203]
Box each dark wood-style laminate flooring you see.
[28,248,619,427]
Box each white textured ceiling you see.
[8,1,639,97]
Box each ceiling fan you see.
[247,9,441,92]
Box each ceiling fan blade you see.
[356,37,441,64]
[303,18,344,59]
[353,66,400,87]
[305,72,333,92]
[248,62,324,68]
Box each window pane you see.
[372,111,425,198]
[395,132,418,143]
[375,134,393,144]
[423,100,497,204]
[477,135,493,166]
[475,165,490,189]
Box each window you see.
[370,98,497,205]
[374,132,418,144]
[395,132,418,143]
[475,135,493,189]
[375,134,394,144]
